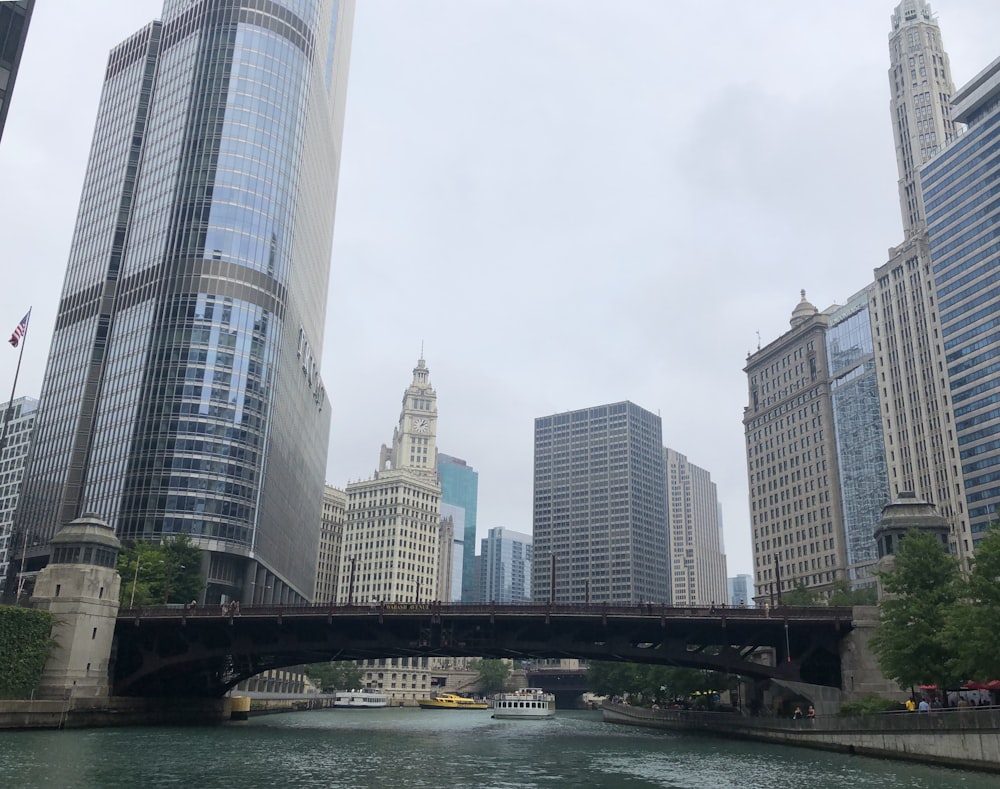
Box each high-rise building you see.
[744,293,847,602]
[0,396,37,594]
[337,358,442,604]
[921,58,1000,545]
[532,401,668,605]
[826,291,890,584]
[728,574,753,608]
[663,447,728,606]
[0,0,33,143]
[479,526,532,603]
[436,453,478,601]
[872,1,972,563]
[887,0,960,237]
[12,0,355,604]
[314,485,346,605]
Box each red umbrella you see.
[918,684,937,690]
[964,681,989,690]
[986,680,1000,691]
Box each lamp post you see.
[130,557,141,608]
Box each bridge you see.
[112,602,854,697]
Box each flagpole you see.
[1,308,30,603]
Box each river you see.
[0,708,995,788]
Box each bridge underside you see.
[112,605,851,697]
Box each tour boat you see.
[334,689,389,708]
[417,692,489,710]
[491,688,556,719]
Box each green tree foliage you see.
[305,661,364,692]
[0,606,54,699]
[838,694,904,717]
[945,525,1000,682]
[469,658,511,694]
[780,582,819,606]
[870,529,960,690]
[587,662,723,703]
[118,536,204,606]
[827,580,878,607]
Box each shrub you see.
[838,694,904,717]
[0,606,55,699]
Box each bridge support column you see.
[840,605,903,702]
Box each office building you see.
[12,0,355,604]
[479,526,532,603]
[663,447,728,606]
[826,292,890,583]
[921,56,1000,544]
[887,0,960,237]
[872,1,972,562]
[728,574,752,608]
[744,293,847,602]
[0,0,33,142]
[437,453,478,601]
[0,396,37,594]
[532,401,668,605]
[314,485,346,604]
[337,358,442,604]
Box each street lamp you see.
[130,557,142,608]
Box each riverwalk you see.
[603,702,1000,773]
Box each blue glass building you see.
[14,0,354,603]
[436,453,478,602]
[826,292,888,582]
[922,58,1000,542]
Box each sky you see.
[2,0,999,579]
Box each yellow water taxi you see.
[417,693,489,710]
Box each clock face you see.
[413,418,430,434]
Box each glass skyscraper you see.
[922,58,1000,543]
[479,526,531,604]
[0,0,33,143]
[826,291,888,583]
[436,453,478,602]
[13,0,354,604]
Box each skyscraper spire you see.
[888,0,960,236]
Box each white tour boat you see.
[334,689,389,708]
[491,688,556,719]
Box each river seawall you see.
[602,703,1000,773]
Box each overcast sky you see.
[2,1,999,578]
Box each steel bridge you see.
[112,602,854,697]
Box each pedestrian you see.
[918,699,930,713]
[905,697,916,712]
[793,706,803,720]
[807,705,816,719]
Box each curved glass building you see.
[13,0,354,604]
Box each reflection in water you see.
[0,709,995,788]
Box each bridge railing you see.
[118,601,853,620]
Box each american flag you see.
[9,312,29,348]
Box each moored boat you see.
[491,688,556,719]
[334,689,389,708]
[417,692,489,710]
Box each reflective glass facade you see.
[478,526,532,603]
[14,0,354,603]
[922,64,1000,541]
[826,294,888,581]
[436,453,478,602]
[533,401,668,605]
[0,0,33,143]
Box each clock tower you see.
[380,356,438,475]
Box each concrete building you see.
[437,454,478,602]
[479,526,532,603]
[744,293,847,602]
[0,396,36,595]
[314,485,346,604]
[888,0,960,237]
[921,56,1000,545]
[872,0,972,563]
[11,0,355,605]
[532,401,668,605]
[336,358,442,604]
[0,0,33,143]
[728,573,753,608]
[436,513,454,602]
[663,447,728,606]
[826,292,890,585]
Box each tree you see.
[469,658,511,694]
[870,529,961,690]
[305,661,364,692]
[780,583,819,606]
[827,580,878,607]
[118,536,204,606]
[945,525,1000,682]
